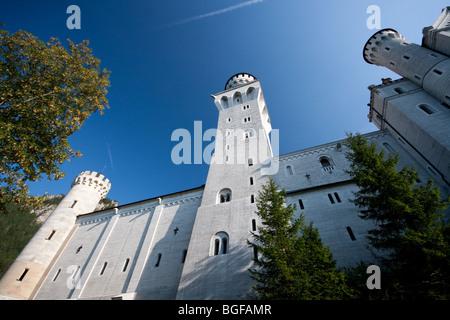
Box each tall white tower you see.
[0,171,111,300]
[176,73,275,299]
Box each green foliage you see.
[248,178,353,299]
[344,133,450,299]
[0,202,41,278]
[0,26,110,214]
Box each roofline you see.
[77,184,205,218]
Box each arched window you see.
[211,232,229,256]
[244,129,255,139]
[320,158,331,167]
[319,156,334,171]
[233,91,242,105]
[286,165,293,176]
[220,96,228,109]
[218,188,232,204]
[246,87,256,100]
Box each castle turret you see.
[364,12,450,189]
[0,171,111,300]
[363,28,450,105]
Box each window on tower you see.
[211,232,229,256]
[218,188,232,204]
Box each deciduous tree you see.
[0,26,110,213]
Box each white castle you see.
[1,8,449,300]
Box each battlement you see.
[224,73,257,90]
[71,171,111,198]
[363,28,405,65]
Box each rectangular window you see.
[70,200,78,208]
[419,104,434,115]
[46,230,56,240]
[248,158,253,166]
[155,253,162,267]
[250,195,255,203]
[433,69,443,75]
[334,192,341,203]
[100,262,107,275]
[298,199,304,210]
[346,227,356,241]
[52,269,61,282]
[181,250,188,264]
[17,268,29,281]
[250,177,254,185]
[327,193,335,204]
[441,101,450,109]
[122,258,130,272]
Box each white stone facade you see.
[1,8,449,300]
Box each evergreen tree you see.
[344,133,450,299]
[248,178,352,299]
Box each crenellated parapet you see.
[72,171,111,199]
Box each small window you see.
[286,165,293,176]
[320,157,331,168]
[70,200,78,208]
[383,142,395,153]
[244,129,255,139]
[328,193,335,204]
[253,247,258,261]
[250,195,255,203]
[252,219,257,232]
[100,262,107,275]
[394,87,405,94]
[46,230,56,240]
[248,158,253,166]
[122,258,130,272]
[250,177,254,185]
[346,227,356,241]
[402,55,410,60]
[17,268,29,281]
[52,269,61,282]
[218,188,232,203]
[334,192,341,203]
[155,253,162,267]
[441,101,450,109]
[419,104,435,115]
[181,249,188,263]
[433,69,443,75]
[298,199,304,210]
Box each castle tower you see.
[363,17,450,190]
[0,171,111,300]
[363,28,450,104]
[176,73,275,299]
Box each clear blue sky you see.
[1,0,448,205]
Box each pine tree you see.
[344,133,450,299]
[248,178,352,299]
